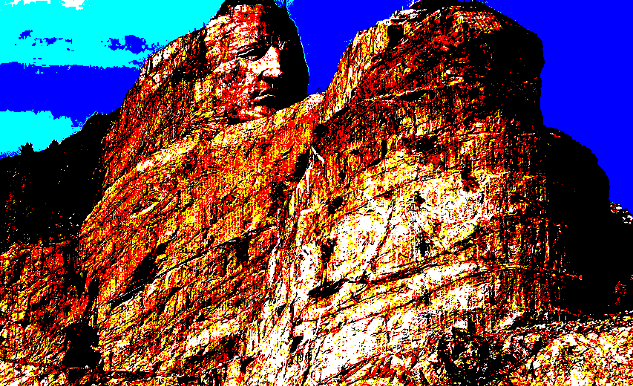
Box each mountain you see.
[1,1,631,385]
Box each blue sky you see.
[1,0,631,210]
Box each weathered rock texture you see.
[1,2,632,386]
[100,3,308,191]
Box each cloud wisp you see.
[0,110,78,156]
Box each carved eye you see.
[236,36,290,61]
[236,44,268,61]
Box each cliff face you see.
[100,3,309,192]
[1,2,632,386]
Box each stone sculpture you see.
[100,0,308,190]
[0,0,632,385]
[205,0,308,122]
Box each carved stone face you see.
[208,4,309,123]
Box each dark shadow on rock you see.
[0,109,119,252]
[539,127,633,315]
[62,321,102,385]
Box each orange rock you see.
[1,1,631,385]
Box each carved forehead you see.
[229,4,297,38]
[228,5,277,41]
[204,4,300,63]
[210,5,296,39]
[231,3,272,21]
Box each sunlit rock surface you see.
[1,2,632,385]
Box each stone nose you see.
[260,46,283,79]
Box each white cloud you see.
[61,0,85,10]
[0,0,224,67]
[7,0,52,5]
[0,110,79,154]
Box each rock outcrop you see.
[1,1,632,385]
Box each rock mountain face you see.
[1,1,632,385]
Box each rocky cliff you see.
[1,1,632,385]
